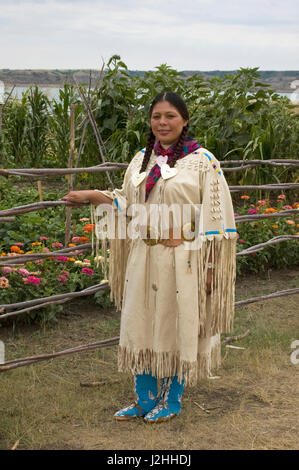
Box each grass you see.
[0,266,298,450]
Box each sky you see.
[0,0,298,70]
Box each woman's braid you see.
[139,129,155,174]
[168,126,188,168]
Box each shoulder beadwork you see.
[193,148,222,175]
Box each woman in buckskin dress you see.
[62,92,237,423]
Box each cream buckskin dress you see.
[91,147,237,386]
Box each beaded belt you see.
[142,223,195,247]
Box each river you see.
[1,85,299,104]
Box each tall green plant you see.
[26,87,50,167]
[48,85,81,168]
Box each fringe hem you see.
[117,342,222,387]
[197,237,237,337]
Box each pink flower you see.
[239,239,245,244]
[13,242,24,246]
[248,209,257,214]
[277,195,286,200]
[58,274,68,284]
[40,236,49,240]
[82,267,94,276]
[56,256,68,263]
[283,205,293,210]
[24,276,41,285]
[234,213,239,217]
[258,200,267,206]
[61,270,70,276]
[2,266,14,274]
[42,247,51,253]
[52,242,63,248]
[71,237,81,243]
[18,268,30,276]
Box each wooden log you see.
[64,104,76,247]
[0,217,15,223]
[37,180,43,202]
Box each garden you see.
[0,56,298,324]
[0,56,298,450]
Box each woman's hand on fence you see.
[61,190,90,207]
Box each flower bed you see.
[234,194,299,274]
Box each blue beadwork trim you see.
[203,229,237,235]
[201,150,222,175]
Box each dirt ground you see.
[0,267,298,450]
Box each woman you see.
[62,92,237,424]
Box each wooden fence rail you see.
[1,285,299,372]
[0,158,299,179]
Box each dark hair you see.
[139,92,189,173]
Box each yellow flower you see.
[74,260,83,265]
[272,225,278,229]
[31,241,42,246]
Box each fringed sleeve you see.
[90,159,134,311]
[196,149,238,337]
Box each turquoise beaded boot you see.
[114,372,158,421]
[143,375,184,423]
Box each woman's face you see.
[150,100,188,146]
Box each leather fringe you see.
[197,236,237,337]
[118,340,221,386]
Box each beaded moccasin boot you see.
[143,375,184,423]
[114,372,158,421]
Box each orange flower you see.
[79,237,89,242]
[19,250,24,254]
[68,243,76,247]
[26,251,33,254]
[1,253,6,256]
[241,195,250,200]
[83,224,95,233]
[10,246,21,252]
[68,258,76,262]
[32,241,42,246]
[273,231,278,235]
[272,225,278,229]
[296,224,299,228]
[286,220,295,225]
[264,208,276,214]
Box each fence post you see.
[64,104,77,247]
[0,80,4,135]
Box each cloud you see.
[0,0,298,69]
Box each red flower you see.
[82,267,94,276]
